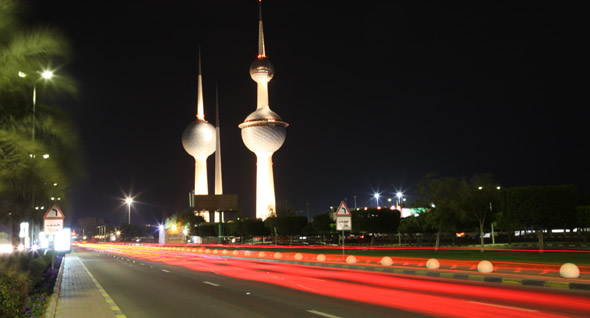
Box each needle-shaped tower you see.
[182,51,216,198]
[239,0,289,220]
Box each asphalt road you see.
[75,247,590,318]
[75,248,423,318]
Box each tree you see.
[459,173,501,252]
[502,185,578,250]
[311,213,333,235]
[177,208,205,234]
[0,0,79,247]
[415,175,464,250]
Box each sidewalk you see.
[46,253,125,318]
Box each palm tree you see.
[0,0,80,247]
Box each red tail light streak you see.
[76,243,590,317]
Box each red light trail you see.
[76,243,590,317]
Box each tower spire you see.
[214,82,223,195]
[257,0,266,59]
[196,47,205,120]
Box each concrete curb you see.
[44,254,66,318]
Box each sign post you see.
[44,203,64,269]
[334,201,352,255]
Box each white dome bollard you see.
[274,252,282,259]
[560,263,580,279]
[316,254,326,262]
[294,253,303,261]
[346,255,357,264]
[477,260,494,273]
[426,258,440,269]
[381,256,393,266]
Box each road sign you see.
[44,203,64,234]
[44,203,64,219]
[334,201,351,217]
[336,216,352,231]
[335,201,352,231]
[44,219,64,234]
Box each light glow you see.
[41,70,53,79]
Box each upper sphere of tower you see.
[182,119,216,158]
[250,57,274,83]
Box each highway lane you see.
[75,248,422,318]
[75,246,590,317]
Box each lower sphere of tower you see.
[182,120,216,157]
[241,124,286,153]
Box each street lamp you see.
[396,191,403,206]
[19,70,54,141]
[374,193,380,207]
[477,185,501,245]
[125,197,133,224]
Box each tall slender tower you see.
[182,51,216,201]
[239,0,289,220]
[214,83,223,223]
[214,83,223,196]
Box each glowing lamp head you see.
[182,119,216,158]
[42,71,54,79]
[249,57,274,83]
[125,197,133,205]
[396,192,403,199]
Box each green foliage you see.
[242,219,268,237]
[0,270,29,317]
[502,184,578,230]
[264,216,308,236]
[226,220,244,237]
[177,209,205,230]
[28,257,50,283]
[311,213,333,234]
[195,223,216,236]
[0,0,81,245]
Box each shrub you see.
[0,270,30,317]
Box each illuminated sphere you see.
[249,57,274,82]
[381,256,393,266]
[316,254,326,262]
[181,119,216,157]
[345,255,357,264]
[477,260,494,273]
[240,108,287,153]
[426,258,440,269]
[559,263,580,279]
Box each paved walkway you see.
[53,253,125,318]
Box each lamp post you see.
[374,193,380,208]
[477,186,501,246]
[19,70,53,141]
[396,191,403,206]
[125,197,133,224]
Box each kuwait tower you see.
[239,0,289,220]
[182,52,216,201]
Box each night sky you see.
[28,1,586,226]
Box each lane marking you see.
[467,301,538,312]
[307,310,342,318]
[161,269,171,273]
[75,255,128,318]
[203,281,220,286]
